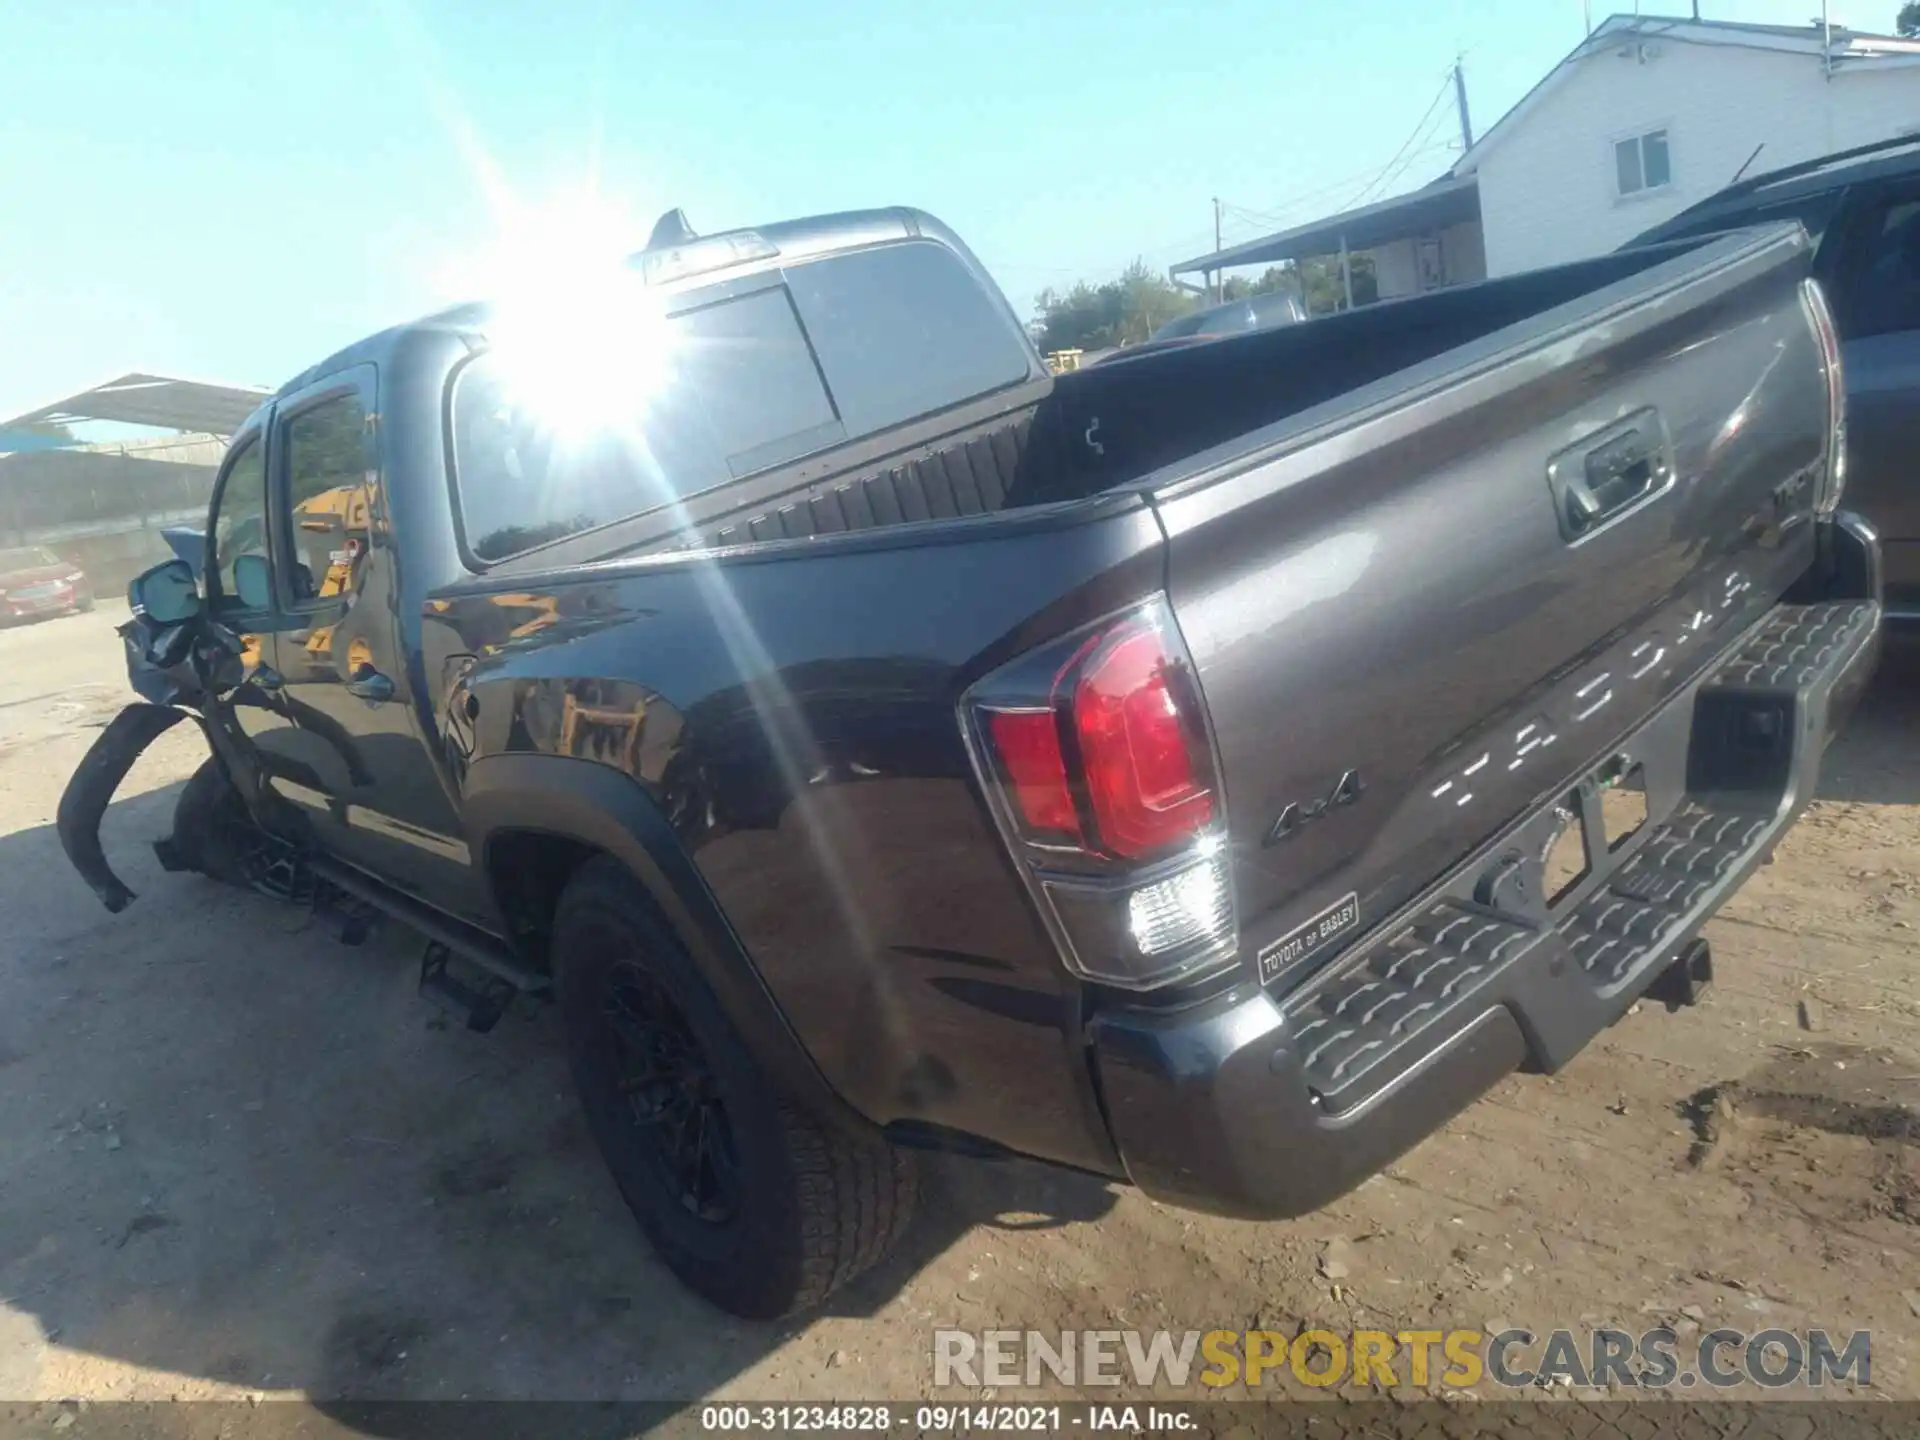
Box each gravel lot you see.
[1,605,1915,1418]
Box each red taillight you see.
[977,607,1216,862]
[987,708,1083,841]
[966,595,1235,990]
[1073,626,1214,858]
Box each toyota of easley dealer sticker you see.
[1257,892,1360,985]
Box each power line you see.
[1002,84,1468,291]
[1218,139,1457,235]
[1215,139,1457,237]
[1362,104,1458,209]
[1345,68,1457,211]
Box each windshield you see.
[1148,312,1210,342]
[1633,186,1849,251]
[1196,303,1259,336]
[0,547,60,571]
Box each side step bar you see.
[419,942,523,1033]
[308,856,546,991]
[306,856,550,1032]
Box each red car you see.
[0,546,94,626]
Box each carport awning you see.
[1,372,271,439]
[1171,176,1480,275]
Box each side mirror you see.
[128,559,203,624]
[232,554,273,610]
[160,526,207,572]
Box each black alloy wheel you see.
[600,956,741,1225]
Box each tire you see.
[553,856,916,1318]
[76,594,95,614]
[170,759,254,887]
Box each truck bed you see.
[571,230,1783,554]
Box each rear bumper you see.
[1091,513,1882,1219]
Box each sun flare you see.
[441,187,676,435]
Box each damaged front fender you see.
[57,703,193,912]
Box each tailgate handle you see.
[1551,409,1674,541]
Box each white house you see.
[1174,13,1920,300]
[1467,13,1920,276]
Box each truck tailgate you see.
[1150,225,1832,992]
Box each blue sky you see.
[0,0,1882,420]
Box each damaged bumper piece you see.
[56,703,192,912]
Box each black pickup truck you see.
[60,204,1880,1319]
[1630,134,1920,620]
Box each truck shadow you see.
[20,656,1909,1421]
[1815,635,1920,806]
[0,784,1118,1420]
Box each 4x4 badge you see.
[1264,769,1365,846]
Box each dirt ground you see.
[1,605,1916,1417]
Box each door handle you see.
[345,666,394,703]
[1548,409,1674,541]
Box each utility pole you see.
[1211,197,1223,303]
[1453,57,1474,151]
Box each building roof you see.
[1170,176,1479,277]
[0,372,271,443]
[1451,13,1920,178]
[1169,11,1920,282]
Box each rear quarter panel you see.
[428,507,1166,1174]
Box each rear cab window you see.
[450,238,1032,564]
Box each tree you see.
[1031,251,1386,351]
[1217,256,1379,314]
[1297,254,1378,314]
[1900,2,1920,37]
[1033,260,1202,352]
[1219,266,1286,302]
